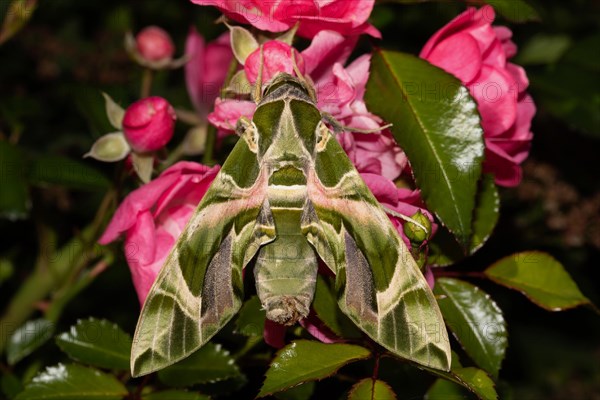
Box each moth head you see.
[236,116,259,153]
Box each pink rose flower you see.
[136,26,175,62]
[99,162,220,303]
[244,41,305,85]
[420,5,535,187]
[190,0,380,38]
[122,96,176,153]
[338,131,407,181]
[185,28,233,115]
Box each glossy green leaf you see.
[429,174,498,266]
[234,296,265,337]
[0,141,29,220]
[485,252,591,310]
[434,278,507,377]
[312,276,360,338]
[470,175,499,252]
[258,340,370,397]
[274,382,315,400]
[7,319,54,365]
[482,0,540,22]
[158,343,241,387]
[55,318,132,370]
[366,49,484,246]
[14,364,127,400]
[426,378,471,400]
[348,378,397,400]
[424,366,497,400]
[141,390,210,400]
[29,155,110,191]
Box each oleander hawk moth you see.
[131,73,451,376]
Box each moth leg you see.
[321,111,392,135]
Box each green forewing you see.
[130,137,274,377]
[305,131,451,371]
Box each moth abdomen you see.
[254,208,318,326]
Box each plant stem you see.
[201,123,218,165]
[0,187,116,354]
[140,69,153,98]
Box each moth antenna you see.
[382,206,429,236]
[291,50,317,103]
[252,45,264,104]
[321,112,392,135]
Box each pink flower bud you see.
[136,26,175,62]
[122,97,176,152]
[244,41,305,85]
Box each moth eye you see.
[238,119,259,153]
[316,122,330,152]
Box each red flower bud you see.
[136,26,175,62]
[122,97,176,152]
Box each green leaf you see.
[258,340,370,397]
[55,318,132,370]
[1,371,24,399]
[14,364,127,400]
[348,378,397,400]
[312,276,361,338]
[470,175,499,252]
[366,49,484,246]
[274,382,315,400]
[0,141,29,220]
[426,378,471,400]
[158,343,241,387]
[515,34,572,65]
[234,295,265,337]
[429,175,498,266]
[484,252,591,310]
[7,319,54,365]
[424,366,497,400]
[141,390,210,400]
[0,258,14,286]
[29,155,110,191]
[530,60,600,138]
[434,279,507,377]
[483,0,540,22]
[0,0,37,45]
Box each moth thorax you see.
[264,295,310,326]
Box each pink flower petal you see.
[302,30,357,83]
[208,98,256,131]
[425,32,482,83]
[299,311,342,344]
[263,319,286,349]
[471,65,517,136]
[98,173,181,244]
[125,211,157,267]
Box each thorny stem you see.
[0,186,117,354]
